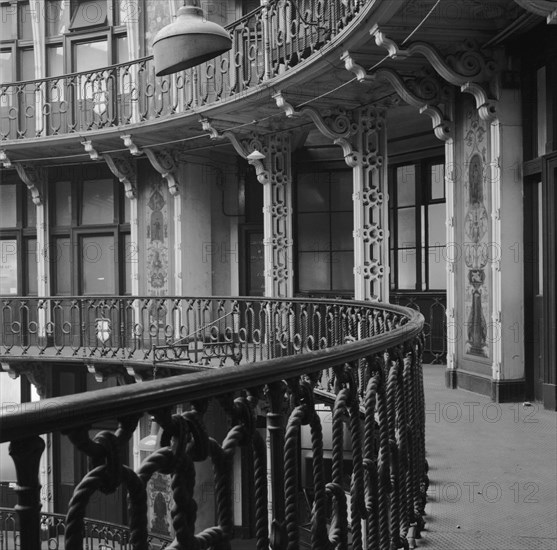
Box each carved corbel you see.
[103,153,137,199]
[1,361,18,379]
[13,163,45,205]
[87,364,107,383]
[341,51,374,83]
[200,118,269,184]
[460,82,497,122]
[125,365,145,383]
[1,363,48,398]
[121,134,142,156]
[143,148,180,196]
[0,149,12,168]
[81,140,100,160]
[372,28,497,87]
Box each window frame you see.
[295,165,354,295]
[48,168,131,297]
[0,176,38,296]
[388,155,446,292]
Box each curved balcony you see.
[0,0,379,151]
[0,297,427,550]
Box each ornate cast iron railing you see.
[1,296,414,367]
[0,0,368,142]
[0,298,427,550]
[390,291,447,364]
[0,508,172,550]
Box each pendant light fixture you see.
[152,0,233,77]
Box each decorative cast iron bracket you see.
[273,91,359,165]
[342,51,454,140]
[372,28,499,121]
[200,118,270,184]
[13,163,45,205]
[104,154,138,199]
[143,148,180,196]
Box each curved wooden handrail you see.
[0,297,423,442]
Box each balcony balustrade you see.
[0,296,427,550]
[0,0,368,142]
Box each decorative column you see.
[201,119,294,298]
[444,133,458,376]
[372,29,524,396]
[253,132,294,298]
[143,148,183,296]
[274,95,389,301]
[346,106,388,301]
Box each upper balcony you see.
[0,0,398,161]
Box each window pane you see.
[46,0,70,36]
[0,50,13,85]
[73,40,108,72]
[331,251,354,292]
[53,237,71,294]
[330,212,353,250]
[298,252,330,291]
[25,238,37,295]
[54,181,72,226]
[397,249,416,290]
[396,165,415,207]
[0,239,18,295]
[428,247,446,289]
[430,163,445,200]
[298,213,329,251]
[397,207,416,248]
[81,179,114,225]
[25,188,36,227]
[329,171,353,211]
[0,185,17,227]
[20,49,34,81]
[428,203,446,247]
[297,173,329,212]
[81,235,115,294]
[18,2,33,40]
[47,46,64,77]
[116,36,129,63]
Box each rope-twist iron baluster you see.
[284,400,307,550]
[308,405,331,550]
[345,366,364,550]
[386,356,401,550]
[363,366,381,549]
[402,345,420,545]
[394,348,410,545]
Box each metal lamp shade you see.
[152,4,232,76]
